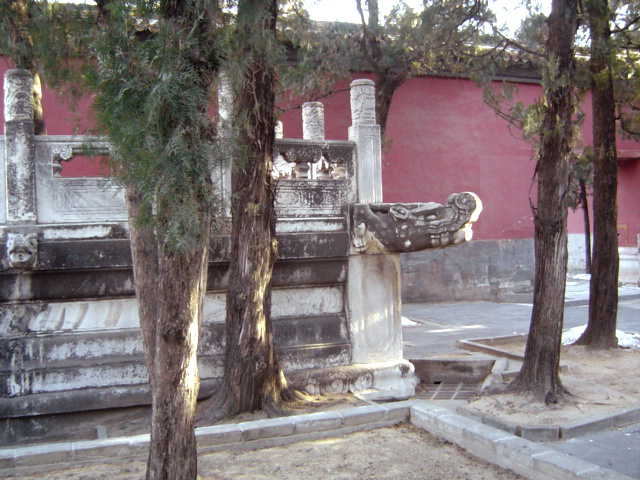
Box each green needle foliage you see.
[87,0,225,252]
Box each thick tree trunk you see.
[509,0,578,401]
[575,0,619,349]
[125,185,159,389]
[146,242,209,480]
[213,0,289,418]
[579,179,592,274]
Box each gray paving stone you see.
[293,411,342,434]
[561,412,617,439]
[337,405,386,426]
[575,466,637,479]
[239,417,295,441]
[196,423,243,446]
[532,450,614,480]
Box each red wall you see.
[2,59,638,245]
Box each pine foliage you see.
[86,0,225,252]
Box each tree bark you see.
[509,0,578,401]
[375,70,407,142]
[145,240,209,480]
[579,179,592,274]
[125,185,159,390]
[212,0,289,418]
[575,0,619,349]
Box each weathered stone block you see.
[493,436,552,472]
[196,424,243,447]
[293,411,343,434]
[239,417,295,441]
[0,448,14,469]
[337,405,386,426]
[518,424,560,442]
[71,437,133,461]
[531,450,604,479]
[13,441,72,468]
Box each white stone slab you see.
[347,254,402,363]
[5,286,342,335]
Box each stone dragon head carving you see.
[350,192,482,254]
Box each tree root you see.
[505,375,572,405]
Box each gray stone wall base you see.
[401,238,535,303]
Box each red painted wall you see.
[2,59,639,245]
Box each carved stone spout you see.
[350,192,482,254]
[6,233,38,269]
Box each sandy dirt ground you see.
[6,345,638,479]
[10,424,524,480]
[466,344,640,425]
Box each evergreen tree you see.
[508,0,579,400]
[88,1,223,477]
[210,0,297,419]
[574,0,619,348]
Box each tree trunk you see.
[125,185,159,389]
[212,0,289,418]
[579,179,592,274]
[575,0,619,349]
[146,241,209,480]
[375,70,407,143]
[8,0,45,134]
[509,0,578,401]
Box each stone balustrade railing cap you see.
[350,79,375,87]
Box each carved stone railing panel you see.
[274,139,357,217]
[35,136,127,224]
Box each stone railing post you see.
[275,121,284,139]
[348,79,382,204]
[4,69,37,224]
[302,102,325,141]
[215,76,233,216]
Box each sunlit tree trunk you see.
[509,0,578,401]
[212,0,290,419]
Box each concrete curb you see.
[457,405,640,442]
[410,402,635,480]
[0,401,415,476]
[0,400,636,480]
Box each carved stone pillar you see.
[4,69,37,224]
[302,102,325,141]
[348,79,382,204]
[215,76,233,216]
